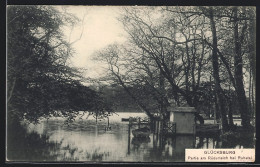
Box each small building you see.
[169,107,196,135]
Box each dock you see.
[123,116,221,137]
[196,124,221,135]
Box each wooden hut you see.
[169,107,196,135]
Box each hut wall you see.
[171,110,195,134]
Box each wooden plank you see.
[122,118,129,122]
[130,122,149,125]
[196,124,220,133]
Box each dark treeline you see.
[90,84,144,113]
[7,6,113,159]
[95,6,255,131]
[92,83,242,118]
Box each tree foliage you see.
[7,6,109,124]
[95,6,255,130]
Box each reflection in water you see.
[7,112,254,162]
[7,122,62,161]
[132,137,151,149]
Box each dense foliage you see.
[7,6,110,124]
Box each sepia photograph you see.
[6,5,256,162]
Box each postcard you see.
[6,5,256,163]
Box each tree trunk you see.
[7,76,16,104]
[214,90,220,121]
[228,101,234,126]
[248,8,256,87]
[248,67,252,114]
[251,74,255,118]
[248,8,255,119]
[233,7,251,128]
[208,7,229,131]
[112,71,155,120]
[228,85,234,126]
[159,70,169,120]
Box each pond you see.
[8,112,255,162]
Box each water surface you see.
[10,112,254,162]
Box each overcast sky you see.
[62,6,127,79]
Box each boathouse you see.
[169,107,196,134]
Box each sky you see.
[62,6,127,79]
[58,6,253,93]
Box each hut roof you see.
[169,107,196,113]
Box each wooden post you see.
[158,121,160,134]
[192,134,196,148]
[214,107,216,124]
[193,124,196,147]
[213,138,215,148]
[127,121,131,154]
[138,117,141,129]
[193,123,196,135]
[175,123,177,134]
[159,133,162,148]
[209,76,212,119]
[107,117,110,128]
[206,137,209,148]
[155,121,158,134]
[96,110,98,124]
[153,133,156,148]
